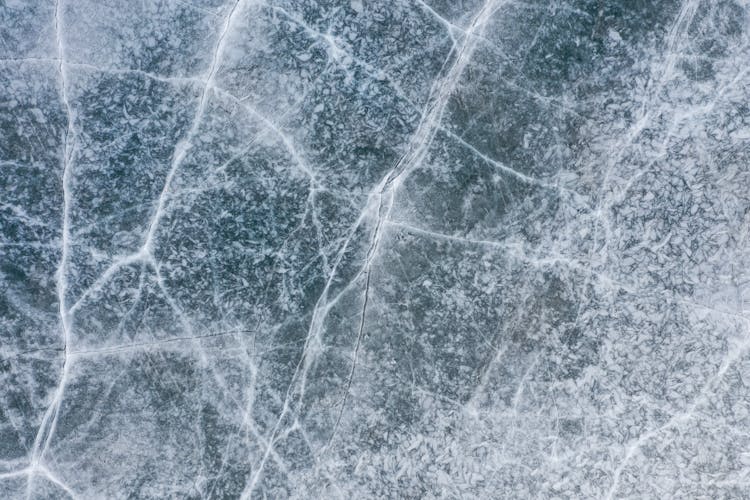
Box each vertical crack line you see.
[326,240,376,449]
[27,0,246,489]
[28,0,73,489]
[325,187,392,450]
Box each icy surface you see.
[2,0,750,498]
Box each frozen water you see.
[2,0,750,498]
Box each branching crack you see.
[23,1,247,494]
[325,192,386,448]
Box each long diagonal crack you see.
[240,0,505,495]
[322,0,506,450]
[141,0,244,256]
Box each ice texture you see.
[2,0,750,498]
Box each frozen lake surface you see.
[2,0,750,498]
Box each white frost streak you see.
[24,1,78,499]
